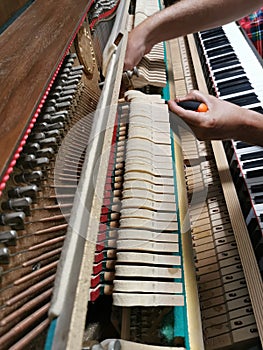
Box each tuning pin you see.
[0,230,17,246]
[0,212,25,230]
[2,197,32,216]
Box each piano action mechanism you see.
[0,0,262,349]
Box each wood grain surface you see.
[0,0,30,28]
[0,0,92,178]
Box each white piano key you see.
[113,293,185,307]
[121,197,176,212]
[117,229,178,243]
[115,264,181,278]
[113,279,183,293]
[124,171,174,185]
[223,22,263,103]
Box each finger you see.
[175,90,198,102]
[176,100,208,112]
[123,61,134,71]
[176,90,211,107]
[168,100,204,126]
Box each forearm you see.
[237,108,263,146]
[139,0,263,48]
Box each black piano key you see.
[252,106,263,114]
[241,151,263,161]
[254,195,263,204]
[205,44,234,58]
[246,168,263,179]
[224,93,260,106]
[200,28,225,39]
[217,77,252,96]
[209,54,240,70]
[251,184,263,193]
[242,158,263,169]
[235,141,253,149]
[213,66,245,81]
[202,36,230,49]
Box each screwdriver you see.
[166,100,208,112]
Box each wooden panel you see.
[0,0,92,178]
[0,0,29,28]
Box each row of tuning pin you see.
[0,53,84,264]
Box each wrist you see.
[236,109,263,146]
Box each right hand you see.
[168,90,248,141]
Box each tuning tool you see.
[176,100,208,112]
[122,66,139,89]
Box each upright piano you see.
[0,1,263,349]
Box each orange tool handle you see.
[177,100,208,112]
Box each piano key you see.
[203,44,234,59]
[216,77,252,96]
[251,183,263,193]
[124,171,174,185]
[235,145,263,160]
[120,208,177,222]
[222,23,263,102]
[113,279,183,293]
[113,293,185,307]
[208,53,240,70]
[115,264,181,279]
[200,35,230,50]
[241,158,263,170]
[116,251,181,265]
[120,217,178,232]
[121,198,176,212]
[222,92,260,106]
[123,180,175,194]
[234,141,253,150]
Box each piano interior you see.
[0,1,263,349]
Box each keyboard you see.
[195,22,263,271]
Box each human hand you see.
[168,90,248,141]
[124,26,153,71]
